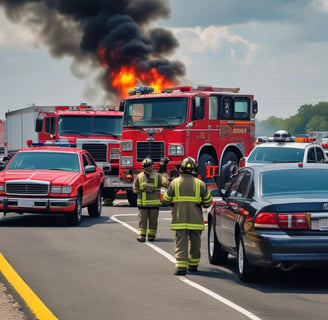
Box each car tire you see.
[66,192,82,226]
[88,187,102,217]
[126,189,137,207]
[208,215,228,265]
[237,233,257,282]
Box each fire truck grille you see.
[136,142,165,162]
[82,143,107,162]
[6,182,49,196]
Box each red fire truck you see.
[32,104,126,205]
[118,85,258,205]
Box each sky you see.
[0,0,328,121]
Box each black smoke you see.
[0,0,186,102]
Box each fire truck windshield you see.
[57,115,122,137]
[123,97,187,127]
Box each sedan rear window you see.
[248,147,304,163]
[261,169,328,195]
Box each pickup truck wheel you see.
[208,216,228,265]
[88,188,102,217]
[237,234,257,282]
[66,192,82,226]
[126,189,137,207]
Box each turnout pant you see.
[138,207,159,237]
[175,229,202,270]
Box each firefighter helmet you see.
[179,157,196,173]
[141,157,153,168]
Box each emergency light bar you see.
[30,139,73,147]
[128,87,154,95]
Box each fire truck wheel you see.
[198,154,216,183]
[126,189,137,207]
[88,187,102,217]
[66,192,82,226]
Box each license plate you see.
[17,199,35,207]
[319,219,328,230]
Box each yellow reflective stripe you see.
[163,193,172,202]
[188,258,200,266]
[139,174,158,188]
[173,179,202,202]
[170,223,204,230]
[137,199,161,205]
[176,262,188,268]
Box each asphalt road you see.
[1,200,328,320]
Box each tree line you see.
[256,102,328,137]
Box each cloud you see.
[171,25,259,66]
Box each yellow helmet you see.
[141,157,153,168]
[179,157,196,173]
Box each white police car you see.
[240,130,328,167]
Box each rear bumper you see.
[0,196,76,213]
[245,231,328,268]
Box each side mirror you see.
[0,163,6,171]
[85,165,96,174]
[252,100,258,114]
[35,118,43,132]
[119,100,125,112]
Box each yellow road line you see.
[0,253,57,320]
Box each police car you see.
[240,130,328,167]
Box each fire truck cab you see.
[119,85,258,205]
[34,104,125,204]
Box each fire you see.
[140,68,174,93]
[111,65,174,98]
[111,66,138,97]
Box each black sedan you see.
[208,163,328,282]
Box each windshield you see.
[248,146,304,163]
[7,152,80,172]
[57,115,122,137]
[123,97,188,127]
[261,169,328,195]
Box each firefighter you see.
[133,157,170,242]
[163,157,213,275]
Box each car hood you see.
[0,170,80,184]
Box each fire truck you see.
[5,104,128,205]
[118,85,258,205]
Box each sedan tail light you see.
[254,212,279,229]
[278,213,310,229]
[254,212,310,229]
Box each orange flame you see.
[111,66,174,98]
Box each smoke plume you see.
[0,0,186,103]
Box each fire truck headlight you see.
[51,185,72,194]
[121,156,133,167]
[110,148,120,160]
[169,145,185,156]
[121,140,133,151]
[0,184,4,192]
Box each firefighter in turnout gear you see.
[163,157,213,275]
[133,158,170,242]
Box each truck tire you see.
[88,187,102,217]
[66,192,82,226]
[198,153,216,183]
[126,189,137,207]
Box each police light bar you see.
[31,139,71,147]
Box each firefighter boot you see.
[137,235,146,242]
[174,268,187,276]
